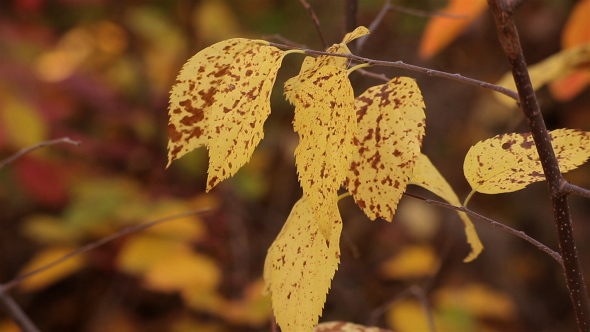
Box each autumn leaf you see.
[410,153,483,262]
[18,246,85,292]
[263,197,342,332]
[346,77,425,221]
[379,245,440,279]
[464,128,590,194]
[419,0,488,59]
[288,65,356,241]
[495,42,590,106]
[549,0,590,101]
[167,38,286,191]
[284,26,369,99]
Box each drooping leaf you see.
[495,42,590,106]
[464,128,590,194]
[314,322,393,332]
[419,0,488,59]
[263,197,342,332]
[410,153,483,262]
[289,65,356,241]
[346,77,425,221]
[167,39,286,191]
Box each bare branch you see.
[404,192,564,267]
[0,137,81,170]
[0,288,40,332]
[268,42,520,101]
[0,208,210,292]
[298,0,328,49]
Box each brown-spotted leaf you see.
[284,26,369,102]
[167,38,251,166]
[410,154,483,262]
[290,65,356,241]
[263,197,342,332]
[346,77,425,221]
[464,129,590,194]
[206,42,285,190]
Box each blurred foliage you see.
[0,0,589,331]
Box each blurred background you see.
[1,0,589,331]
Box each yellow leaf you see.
[220,279,272,326]
[315,321,393,332]
[419,0,488,59]
[346,77,425,221]
[144,248,220,293]
[434,283,516,320]
[289,65,356,241]
[285,26,369,101]
[19,246,85,292]
[116,234,186,275]
[263,198,342,332]
[379,245,440,279]
[0,95,48,149]
[410,154,483,262]
[464,128,590,194]
[495,42,590,106]
[386,299,433,332]
[193,0,240,44]
[206,42,285,190]
[167,38,286,194]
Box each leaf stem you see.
[463,188,477,207]
[347,63,370,74]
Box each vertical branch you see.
[487,1,590,330]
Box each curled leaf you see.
[290,65,356,241]
[263,198,342,332]
[346,77,425,221]
[464,129,590,194]
[410,154,483,262]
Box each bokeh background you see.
[1,0,590,331]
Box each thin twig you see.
[410,285,437,332]
[0,209,210,292]
[298,0,328,49]
[355,68,390,82]
[404,192,564,267]
[0,137,81,170]
[0,288,40,332]
[267,42,520,101]
[261,34,308,48]
[487,0,590,330]
[560,180,590,200]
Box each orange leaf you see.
[548,70,590,101]
[419,0,487,59]
[562,0,590,49]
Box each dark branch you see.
[0,137,81,170]
[298,0,328,49]
[344,0,358,48]
[0,288,40,332]
[404,192,564,267]
[487,0,590,330]
[268,42,520,101]
[1,209,210,292]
